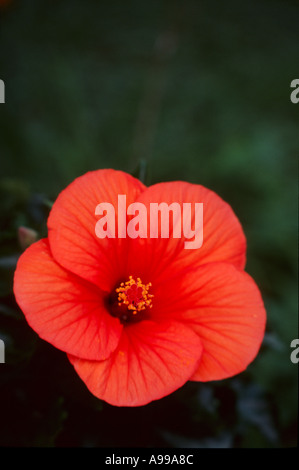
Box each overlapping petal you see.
[69,320,203,406]
[13,168,266,407]
[150,262,266,381]
[13,239,123,360]
[47,169,146,292]
[126,181,246,282]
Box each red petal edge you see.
[13,239,123,360]
[68,320,203,406]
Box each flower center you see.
[116,276,153,314]
[107,276,154,324]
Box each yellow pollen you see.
[115,275,154,314]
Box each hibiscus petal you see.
[14,239,123,360]
[68,320,203,406]
[47,169,146,292]
[150,262,266,381]
[126,181,246,282]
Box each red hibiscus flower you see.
[13,169,266,406]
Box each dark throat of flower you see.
[107,275,154,324]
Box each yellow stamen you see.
[115,275,153,314]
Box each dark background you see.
[0,0,298,447]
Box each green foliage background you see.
[0,0,298,447]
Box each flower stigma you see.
[116,276,153,315]
[107,275,154,324]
